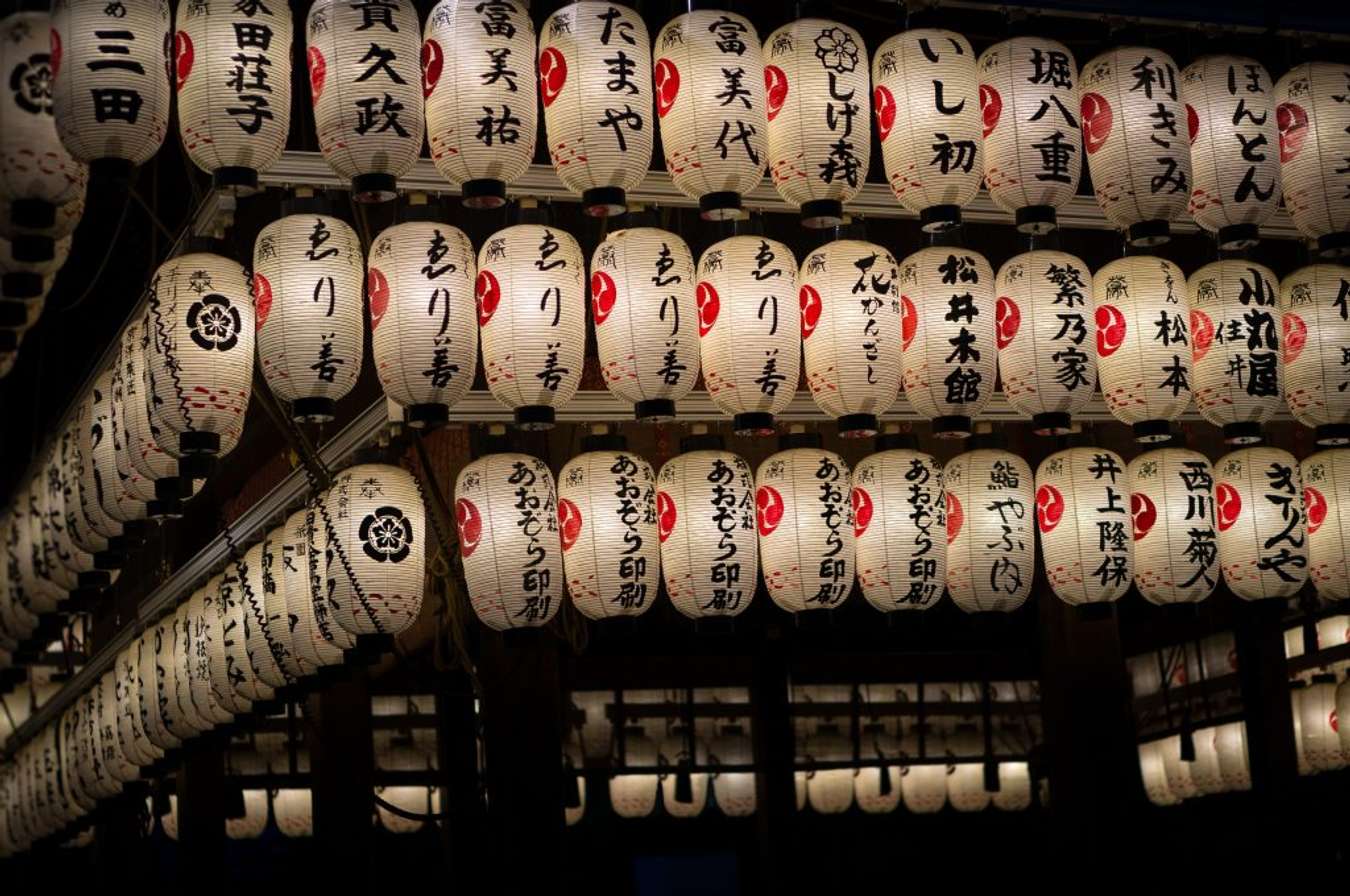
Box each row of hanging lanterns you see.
[1139,722,1252,806]
[1292,673,1350,775]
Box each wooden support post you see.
[177,740,226,895]
[750,624,795,894]
[436,671,485,888]
[93,785,149,888]
[306,668,375,891]
[1233,599,1298,820]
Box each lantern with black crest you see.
[1126,447,1219,605]
[1214,446,1308,600]
[1274,61,1350,258]
[756,445,854,614]
[1279,264,1350,446]
[1035,447,1134,607]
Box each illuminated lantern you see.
[1302,449,1350,601]
[477,224,585,429]
[306,0,423,202]
[6,484,56,616]
[368,220,477,427]
[1300,676,1345,771]
[0,233,68,318]
[1279,264,1350,445]
[1274,62,1350,257]
[872,29,983,231]
[200,573,250,717]
[111,322,171,514]
[1139,741,1178,805]
[281,502,352,671]
[899,728,947,813]
[135,629,180,753]
[375,744,436,833]
[854,725,901,814]
[709,723,755,816]
[611,725,659,818]
[538,3,652,216]
[273,789,312,838]
[898,247,996,438]
[1290,687,1311,774]
[1214,721,1251,792]
[852,446,946,612]
[1214,446,1308,600]
[96,671,137,784]
[946,726,990,812]
[1126,447,1219,605]
[1188,259,1283,444]
[234,539,292,690]
[697,235,799,435]
[1179,55,1280,249]
[51,0,171,176]
[995,250,1097,435]
[1035,447,1133,607]
[455,452,563,630]
[1337,680,1350,759]
[944,448,1035,613]
[1159,733,1197,799]
[590,227,698,421]
[763,18,869,228]
[659,727,709,818]
[0,528,39,645]
[1092,256,1192,442]
[114,644,160,768]
[1078,47,1192,246]
[423,0,536,208]
[323,463,425,638]
[226,790,269,840]
[166,600,212,736]
[756,448,854,614]
[253,212,365,423]
[804,724,853,814]
[173,0,292,191]
[216,566,275,707]
[656,446,757,620]
[152,614,202,742]
[1187,726,1225,795]
[87,368,148,526]
[39,446,101,592]
[183,586,233,726]
[799,241,901,436]
[976,36,1082,233]
[992,761,1032,811]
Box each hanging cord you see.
[250,369,332,492]
[57,195,132,313]
[371,791,452,822]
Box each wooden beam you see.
[306,669,376,890]
[177,741,225,895]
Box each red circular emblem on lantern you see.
[657,491,676,543]
[851,487,873,538]
[1035,484,1064,533]
[421,39,443,99]
[979,84,1002,138]
[900,295,917,351]
[1283,313,1307,365]
[996,296,1021,350]
[558,498,582,551]
[1185,104,1199,145]
[539,47,567,108]
[1305,486,1327,534]
[1131,492,1157,541]
[307,46,327,104]
[1277,102,1309,163]
[591,271,617,326]
[756,485,784,537]
[367,267,389,331]
[873,85,895,143]
[654,58,680,119]
[50,29,61,80]
[1190,309,1214,362]
[945,491,963,544]
[1095,304,1127,357]
[764,64,788,122]
[799,285,821,340]
[253,273,272,331]
[475,270,501,327]
[695,281,720,336]
[173,31,193,92]
[1080,92,1112,155]
[1215,482,1242,532]
[455,498,482,557]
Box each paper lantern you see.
[1280,264,1350,445]
[1213,720,1251,792]
[226,789,269,840]
[183,586,233,726]
[11,480,61,615]
[995,249,1097,435]
[976,36,1082,232]
[1189,259,1283,444]
[1035,447,1133,606]
[455,452,563,630]
[323,463,425,638]
[943,448,1035,613]
[992,761,1032,811]
[281,503,352,671]
[476,224,585,429]
[158,794,178,840]
[1160,733,1199,799]
[659,727,709,818]
[273,789,312,838]
[1300,677,1345,771]
[51,0,171,173]
[1337,679,1350,760]
[899,730,947,813]
[852,448,946,612]
[423,0,536,208]
[803,724,852,815]
[87,367,147,526]
[1214,446,1308,600]
[0,232,68,309]
[306,0,423,201]
[94,672,136,786]
[70,392,124,554]
[1179,55,1280,248]
[1301,449,1350,601]
[945,726,990,812]
[799,241,901,436]
[609,725,659,818]
[756,448,854,613]
[1274,62,1350,256]
[854,726,901,815]
[174,0,292,191]
[152,614,204,742]
[1138,741,1178,805]
[1078,47,1192,246]
[1290,687,1312,774]
[1126,447,1219,605]
[168,601,214,736]
[113,644,159,768]
[38,446,99,591]
[590,227,698,421]
[368,221,477,427]
[897,247,996,438]
[216,566,275,706]
[0,528,39,644]
[234,540,291,690]
[117,316,198,514]
[762,18,869,227]
[709,723,755,816]
[537,2,652,216]
[253,213,365,423]
[133,629,179,753]
[200,573,249,717]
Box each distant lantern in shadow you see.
[854,724,902,815]
[659,725,709,818]
[1279,264,1350,446]
[756,448,854,615]
[1126,447,1219,605]
[1035,447,1133,607]
[610,725,659,819]
[1274,61,1350,258]
[1214,446,1309,600]
[709,722,755,816]
[945,724,991,812]
[803,723,853,814]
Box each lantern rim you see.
[351,173,399,205]
[1315,231,1350,259]
[1314,424,1350,446]
[582,187,628,219]
[699,192,743,222]
[7,235,53,264]
[145,498,184,520]
[514,405,556,431]
[179,431,221,457]
[1221,421,1263,445]
[7,199,55,231]
[211,167,261,195]
[800,200,844,231]
[0,299,32,327]
[92,548,123,571]
[1217,223,1260,251]
[931,415,972,439]
[919,205,962,233]
[1131,420,1174,443]
[634,399,677,423]
[405,403,449,429]
[1031,412,1072,437]
[732,412,775,437]
[291,397,337,424]
[1126,220,1171,248]
[462,179,508,210]
[177,454,216,480]
[836,413,879,439]
[1015,206,1058,235]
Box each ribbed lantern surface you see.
[281,503,351,671]
[1301,449,1350,601]
[183,586,233,726]
[1215,447,1309,600]
[167,600,211,736]
[1035,447,1133,606]
[235,539,292,690]
[108,329,158,509]
[216,567,274,706]
[945,727,990,812]
[137,627,179,752]
[610,726,658,818]
[1274,62,1350,256]
[900,730,947,814]
[86,367,147,526]
[709,723,755,816]
[202,573,250,717]
[755,448,854,613]
[1279,264,1350,445]
[852,449,945,612]
[1126,448,1219,605]
[804,725,852,814]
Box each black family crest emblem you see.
[359,505,413,563]
[9,48,52,116]
[186,294,242,351]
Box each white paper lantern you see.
[1035,447,1133,606]
[134,629,179,753]
[854,726,901,814]
[51,0,171,172]
[173,0,292,191]
[945,727,990,812]
[1138,740,1178,806]
[226,789,268,840]
[537,3,652,216]
[1160,733,1199,799]
[976,36,1082,232]
[899,730,946,813]
[183,587,233,726]
[1337,679,1350,760]
[991,760,1031,811]
[200,573,248,717]
[1213,720,1251,792]
[11,480,61,615]
[943,448,1035,613]
[87,367,147,526]
[423,0,537,208]
[0,526,39,644]
[234,540,292,690]
[456,452,563,630]
[281,503,352,672]
[803,724,852,815]
[71,391,123,553]
[1274,62,1350,257]
[590,227,698,421]
[153,614,203,742]
[476,223,585,429]
[652,10,767,220]
[852,448,945,612]
[798,241,901,436]
[368,220,477,427]
[254,212,364,423]
[168,601,213,736]
[306,0,423,201]
[762,19,869,227]
[1126,448,1219,605]
[755,448,853,613]
[1300,677,1345,771]
[38,446,99,591]
[1279,264,1350,445]
[709,723,755,816]
[107,326,165,516]
[114,644,159,768]
[897,247,996,438]
[216,566,275,707]
[1301,449,1350,601]
[95,671,137,785]
[323,463,425,639]
[995,249,1097,435]
[1078,47,1192,246]
[1188,259,1282,444]
[610,725,659,818]
[1179,55,1281,248]
[658,727,708,818]
[1214,446,1308,600]
[273,788,312,838]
